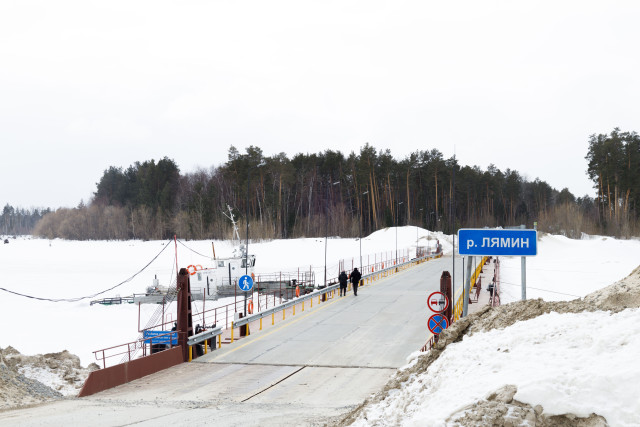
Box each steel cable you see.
[0,238,173,302]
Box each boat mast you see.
[222,205,245,256]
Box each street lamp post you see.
[324,180,340,287]
[360,191,368,270]
[245,161,264,317]
[429,211,435,253]
[417,208,423,258]
[396,201,403,266]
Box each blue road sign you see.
[238,274,254,292]
[143,330,178,345]
[428,314,449,335]
[458,228,537,256]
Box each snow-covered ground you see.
[2,229,640,425]
[500,233,640,303]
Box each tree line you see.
[586,128,640,236]
[27,129,639,241]
[1,205,50,237]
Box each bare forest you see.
[3,131,636,242]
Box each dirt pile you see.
[445,384,608,427]
[341,265,640,426]
[0,348,62,410]
[0,347,98,410]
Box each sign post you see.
[458,228,537,301]
[238,275,254,336]
[427,291,449,337]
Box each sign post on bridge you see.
[427,291,450,338]
[458,227,537,302]
[238,275,254,336]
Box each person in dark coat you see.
[350,267,362,296]
[338,271,348,296]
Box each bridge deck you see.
[0,256,469,427]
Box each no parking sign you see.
[428,314,449,335]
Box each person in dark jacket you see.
[350,267,362,296]
[338,271,348,296]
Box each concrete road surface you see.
[0,256,463,427]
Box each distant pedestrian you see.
[487,279,495,295]
[338,271,348,296]
[350,267,362,296]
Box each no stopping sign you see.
[428,314,449,334]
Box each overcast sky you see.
[1,1,638,209]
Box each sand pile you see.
[0,347,98,411]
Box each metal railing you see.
[185,326,224,361]
[453,256,489,321]
[93,331,186,369]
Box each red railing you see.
[93,331,186,369]
[421,334,438,352]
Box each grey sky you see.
[1,1,638,208]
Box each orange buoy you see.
[295,285,300,297]
[247,300,254,314]
[187,265,197,275]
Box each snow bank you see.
[346,261,640,426]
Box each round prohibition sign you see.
[427,291,449,313]
[428,314,449,335]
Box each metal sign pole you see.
[462,256,472,317]
[521,256,526,300]
[451,152,456,315]
[521,224,526,300]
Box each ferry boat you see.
[138,205,256,303]
[91,205,257,305]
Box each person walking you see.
[350,267,362,296]
[338,271,348,296]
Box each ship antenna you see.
[222,205,242,244]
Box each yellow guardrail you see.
[453,256,488,321]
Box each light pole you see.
[429,211,435,253]
[396,201,403,266]
[324,180,340,287]
[245,161,265,317]
[417,208,423,257]
[360,191,368,270]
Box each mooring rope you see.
[0,238,173,302]
[176,239,212,259]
